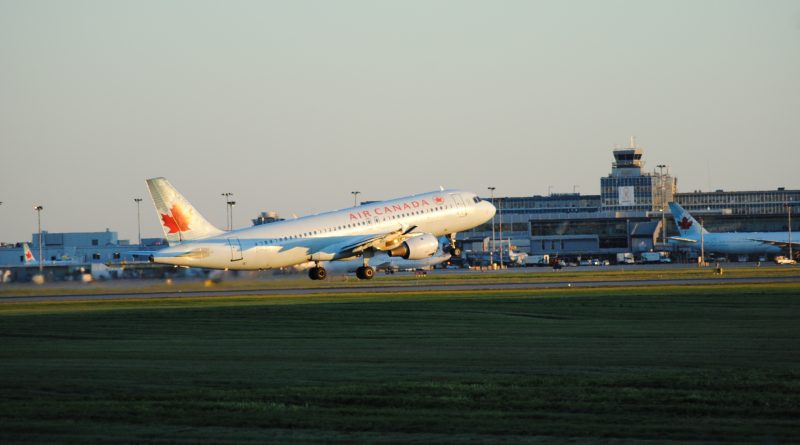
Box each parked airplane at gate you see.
[22,243,36,265]
[668,202,798,257]
[19,243,78,266]
[145,178,495,280]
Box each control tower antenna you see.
[629,135,637,148]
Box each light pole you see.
[34,205,43,274]
[229,201,236,230]
[657,164,667,245]
[221,193,233,230]
[134,198,142,246]
[787,200,793,260]
[351,191,360,207]
[498,196,504,269]
[699,216,705,267]
[488,186,496,266]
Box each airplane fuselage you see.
[671,232,789,255]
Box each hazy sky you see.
[1,0,798,243]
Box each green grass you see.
[1,284,800,443]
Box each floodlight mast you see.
[34,205,44,273]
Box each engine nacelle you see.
[388,233,439,260]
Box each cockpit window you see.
[473,196,481,203]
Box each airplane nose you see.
[485,201,497,219]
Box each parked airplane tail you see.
[146,177,224,246]
[668,202,709,238]
[22,243,36,264]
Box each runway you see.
[2,273,799,303]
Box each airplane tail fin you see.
[146,177,224,246]
[22,243,36,264]
[668,202,709,238]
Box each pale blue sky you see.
[1,0,798,243]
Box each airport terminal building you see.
[463,143,799,262]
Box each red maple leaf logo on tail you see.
[679,217,693,230]
[160,204,191,233]
[25,251,33,260]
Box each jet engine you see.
[388,233,438,260]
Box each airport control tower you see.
[600,137,676,213]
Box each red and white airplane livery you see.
[146,178,495,280]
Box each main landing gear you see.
[308,262,374,280]
[309,265,327,280]
[355,266,375,280]
[356,255,375,280]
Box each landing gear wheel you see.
[446,234,461,257]
[309,266,327,280]
[356,266,375,280]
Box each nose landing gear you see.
[446,233,462,257]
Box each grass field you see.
[1,283,799,443]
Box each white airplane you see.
[668,202,799,256]
[145,178,495,280]
[506,245,528,266]
[22,243,37,265]
[297,236,453,276]
[19,243,78,266]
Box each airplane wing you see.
[669,236,697,244]
[305,226,417,261]
[371,260,394,271]
[746,238,800,249]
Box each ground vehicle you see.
[775,256,797,265]
[641,251,671,263]
[616,252,635,264]
[524,254,550,267]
